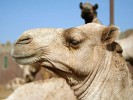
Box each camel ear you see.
[93,4,98,10]
[101,26,120,44]
[80,2,83,9]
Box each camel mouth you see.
[11,48,44,65]
[13,55,41,65]
[11,46,72,74]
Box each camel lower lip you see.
[13,55,41,65]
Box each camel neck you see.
[72,52,130,100]
[85,14,100,24]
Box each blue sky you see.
[0,0,133,44]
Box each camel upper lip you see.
[11,48,35,58]
[11,47,44,59]
[11,48,44,65]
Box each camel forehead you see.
[22,28,64,37]
[78,23,105,30]
[77,23,106,35]
[82,2,93,8]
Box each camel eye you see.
[70,39,79,45]
[69,39,81,48]
[63,28,84,49]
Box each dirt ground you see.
[0,85,13,100]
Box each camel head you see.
[80,2,99,24]
[19,64,41,82]
[11,23,121,87]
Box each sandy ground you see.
[0,85,13,100]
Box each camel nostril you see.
[17,36,32,44]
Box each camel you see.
[6,64,55,90]
[79,2,100,24]
[6,64,41,90]
[6,23,133,100]
[19,64,55,82]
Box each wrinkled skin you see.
[80,2,100,24]
[11,23,133,100]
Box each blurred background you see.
[0,0,133,44]
[0,0,133,98]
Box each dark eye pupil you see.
[70,40,79,45]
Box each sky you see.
[0,0,133,44]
